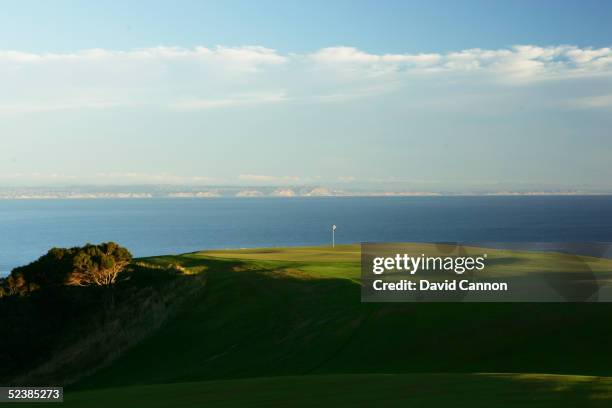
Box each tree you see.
[0,242,132,297]
[68,242,132,287]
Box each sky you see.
[1,0,611,191]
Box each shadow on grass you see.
[38,373,612,408]
[71,255,612,392]
[7,252,612,397]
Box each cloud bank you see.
[1,44,611,114]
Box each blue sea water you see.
[1,196,612,275]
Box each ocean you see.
[1,196,612,275]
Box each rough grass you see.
[6,262,207,387]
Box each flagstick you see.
[332,225,336,248]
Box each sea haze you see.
[1,196,612,275]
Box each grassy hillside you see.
[11,244,612,406]
[29,373,612,408]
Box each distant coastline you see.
[1,187,611,200]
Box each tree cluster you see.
[1,242,132,297]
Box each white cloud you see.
[0,172,77,181]
[171,92,289,111]
[93,172,216,184]
[0,44,611,115]
[309,47,442,65]
[310,45,612,81]
[0,46,287,67]
[238,174,302,183]
[0,171,215,186]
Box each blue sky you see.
[1,1,612,191]
[2,1,612,53]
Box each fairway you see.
[197,244,362,262]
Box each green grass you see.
[26,373,612,407]
[198,244,362,263]
[17,244,612,407]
